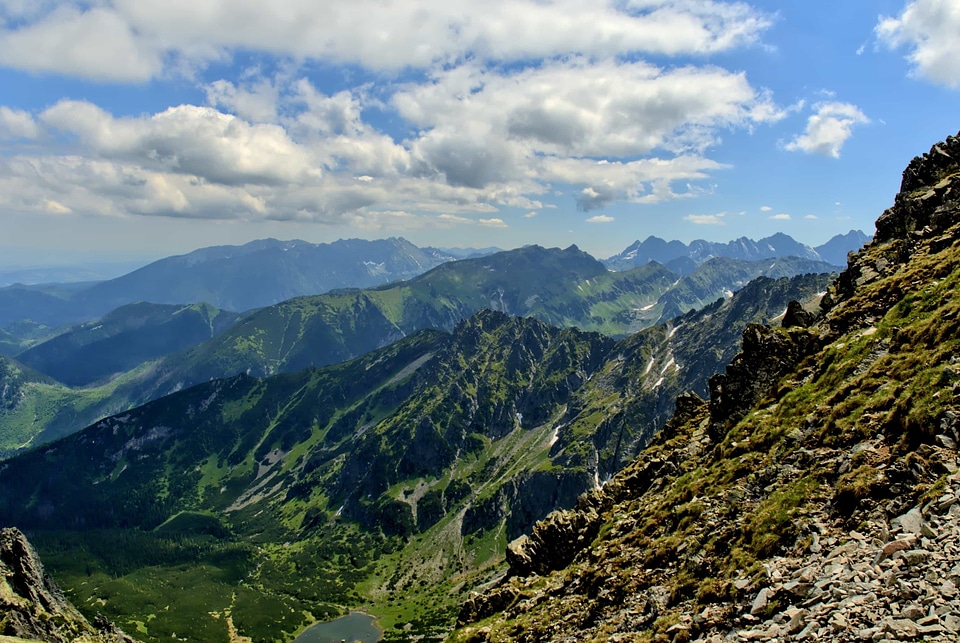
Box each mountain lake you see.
[292,612,382,643]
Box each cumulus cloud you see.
[205,77,281,124]
[804,214,818,220]
[0,106,39,139]
[397,59,783,161]
[0,0,771,81]
[760,205,772,212]
[684,212,726,225]
[877,0,960,87]
[39,101,321,186]
[784,101,869,158]
[479,217,508,228]
[586,215,615,223]
[0,6,164,82]
[769,213,791,220]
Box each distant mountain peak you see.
[605,230,869,274]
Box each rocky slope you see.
[0,528,135,643]
[451,133,960,642]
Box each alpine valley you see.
[12,132,958,643]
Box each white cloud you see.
[524,211,538,218]
[0,106,39,139]
[0,6,164,82]
[684,212,726,225]
[877,0,960,87]
[205,77,281,124]
[0,3,788,225]
[586,215,614,223]
[784,101,869,158]
[804,214,818,220]
[397,59,783,162]
[769,213,791,220]
[40,101,321,186]
[0,1,771,81]
[43,199,72,214]
[760,205,772,212]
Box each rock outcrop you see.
[449,133,960,642]
[0,528,136,643]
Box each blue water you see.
[292,612,382,643]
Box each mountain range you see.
[0,269,829,643]
[0,246,838,457]
[604,230,871,274]
[0,237,486,329]
[0,212,878,641]
[0,232,866,336]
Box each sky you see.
[0,0,958,267]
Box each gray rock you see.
[944,614,960,632]
[891,507,925,535]
[750,587,773,616]
[898,605,924,619]
[899,549,932,565]
[885,618,919,638]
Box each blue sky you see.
[0,0,958,266]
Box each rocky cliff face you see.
[450,133,960,643]
[0,528,135,643]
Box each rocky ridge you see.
[450,133,960,642]
[0,528,135,643]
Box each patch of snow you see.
[724,289,734,298]
[548,424,562,447]
[660,358,676,374]
[640,302,656,311]
[668,325,681,339]
[644,356,655,375]
[652,376,665,389]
